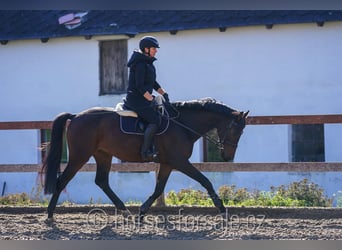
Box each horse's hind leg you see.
[139,163,172,216]
[94,150,127,211]
[47,158,88,219]
[174,160,226,213]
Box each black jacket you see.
[125,51,161,109]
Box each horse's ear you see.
[243,110,250,119]
[237,111,244,121]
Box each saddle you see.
[114,96,169,135]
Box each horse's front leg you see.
[174,160,226,213]
[139,163,172,218]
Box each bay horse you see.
[42,97,249,219]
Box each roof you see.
[1,10,342,42]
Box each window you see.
[290,124,325,162]
[40,129,68,163]
[99,39,128,95]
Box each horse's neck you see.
[178,111,221,138]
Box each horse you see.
[42,97,249,220]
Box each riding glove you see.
[163,93,170,103]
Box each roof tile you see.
[1,10,342,41]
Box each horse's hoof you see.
[45,217,54,224]
[122,209,132,217]
[219,206,228,213]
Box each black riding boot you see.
[141,124,159,162]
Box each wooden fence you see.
[1,114,342,173]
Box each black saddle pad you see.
[120,116,169,135]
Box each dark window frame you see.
[290,124,325,162]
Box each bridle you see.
[169,116,242,151]
[218,119,244,149]
[160,102,244,151]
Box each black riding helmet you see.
[139,36,160,51]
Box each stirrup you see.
[152,153,159,163]
[141,151,159,163]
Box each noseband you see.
[218,119,243,150]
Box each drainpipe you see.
[1,181,6,196]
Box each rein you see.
[169,117,225,150]
[165,103,237,150]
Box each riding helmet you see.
[139,36,160,51]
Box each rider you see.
[124,36,170,162]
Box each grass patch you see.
[0,183,49,206]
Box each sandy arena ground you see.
[1,205,342,240]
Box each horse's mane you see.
[78,98,238,118]
[172,97,238,117]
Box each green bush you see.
[165,178,333,207]
[218,185,252,205]
[165,189,213,206]
[272,178,333,207]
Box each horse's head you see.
[217,110,249,162]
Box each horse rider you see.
[124,36,170,162]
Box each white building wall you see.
[1,22,342,203]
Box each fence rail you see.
[247,114,342,125]
[1,162,342,173]
[1,114,342,130]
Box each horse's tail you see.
[42,112,75,194]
